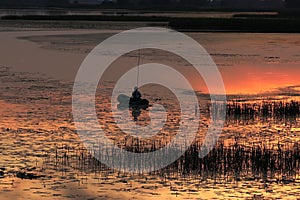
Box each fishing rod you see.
[137,48,141,88]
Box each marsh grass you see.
[44,137,300,184]
[223,100,300,118]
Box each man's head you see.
[134,86,138,90]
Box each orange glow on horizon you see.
[189,63,300,95]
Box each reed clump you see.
[225,100,300,118]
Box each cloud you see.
[268,85,300,97]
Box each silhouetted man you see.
[132,86,141,101]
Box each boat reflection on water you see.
[131,106,142,121]
[130,103,149,121]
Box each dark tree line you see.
[285,0,300,8]
[116,0,210,9]
[0,0,299,9]
[0,0,210,9]
[219,0,284,9]
[0,0,70,8]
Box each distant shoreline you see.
[2,14,300,33]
